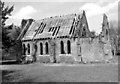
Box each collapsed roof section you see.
[21,11,90,41]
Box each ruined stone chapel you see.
[17,11,113,63]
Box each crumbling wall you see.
[80,38,94,62]
[22,36,113,63]
[79,38,112,63]
[102,41,113,61]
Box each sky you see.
[4,0,119,34]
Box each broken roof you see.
[22,12,85,41]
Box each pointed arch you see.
[67,40,71,54]
[27,43,30,55]
[82,26,86,37]
[34,44,37,52]
[45,42,49,54]
[106,29,108,35]
[40,43,43,55]
[60,41,65,54]
[22,44,26,55]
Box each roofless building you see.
[17,11,113,63]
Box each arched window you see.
[34,44,37,52]
[82,27,86,37]
[60,41,65,54]
[67,40,71,54]
[27,43,30,55]
[40,43,43,55]
[45,42,49,54]
[22,44,26,55]
[106,29,108,35]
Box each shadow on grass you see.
[1,61,18,65]
[0,60,23,65]
[2,70,35,82]
[2,70,17,82]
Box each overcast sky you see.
[4,0,119,34]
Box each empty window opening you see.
[23,44,26,55]
[67,40,71,54]
[34,44,38,52]
[82,27,86,37]
[27,43,30,55]
[45,42,49,54]
[106,29,108,35]
[40,43,43,55]
[60,41,65,54]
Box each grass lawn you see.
[1,62,118,82]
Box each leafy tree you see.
[1,1,14,26]
[109,20,118,55]
[1,1,14,50]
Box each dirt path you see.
[1,63,118,82]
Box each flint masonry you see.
[17,11,113,63]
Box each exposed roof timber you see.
[21,11,92,41]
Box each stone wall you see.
[54,38,77,63]
[80,38,104,62]
[78,38,113,63]
[22,37,113,63]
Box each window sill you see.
[66,54,72,56]
[39,55,50,56]
[44,55,50,56]
[26,55,31,57]
[59,54,72,56]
